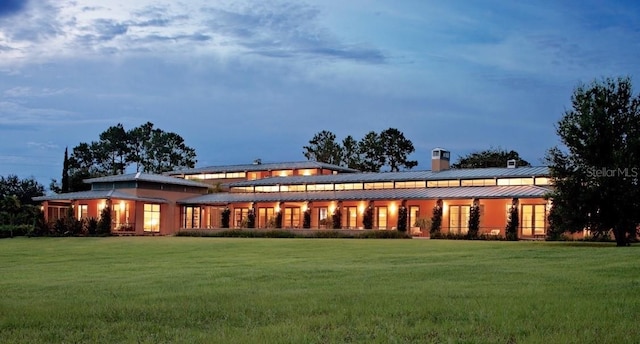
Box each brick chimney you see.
[431,148,450,172]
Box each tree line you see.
[302,128,418,172]
[51,122,197,193]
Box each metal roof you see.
[179,185,551,204]
[165,161,359,175]
[84,172,210,188]
[33,189,168,203]
[226,166,550,187]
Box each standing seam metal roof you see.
[178,185,551,204]
[33,189,169,203]
[226,166,550,187]
[165,161,359,175]
[84,172,210,188]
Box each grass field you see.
[1,237,639,343]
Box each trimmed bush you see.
[0,225,33,238]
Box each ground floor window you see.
[234,208,249,228]
[114,202,131,231]
[409,206,420,228]
[77,204,88,220]
[204,207,224,228]
[144,204,160,232]
[283,207,301,228]
[449,205,470,234]
[521,204,546,236]
[376,206,388,229]
[258,208,275,228]
[345,206,357,229]
[47,205,69,223]
[183,206,201,229]
[318,207,329,227]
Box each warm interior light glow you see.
[275,204,281,213]
[301,203,308,212]
[389,202,397,215]
[279,171,287,177]
[442,201,448,214]
[119,201,125,211]
[302,170,312,176]
[150,218,158,231]
[359,202,365,214]
[328,202,336,214]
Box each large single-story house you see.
[35,148,553,238]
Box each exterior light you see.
[119,201,125,211]
[389,202,397,215]
[359,202,365,214]
[329,202,336,215]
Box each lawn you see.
[0,237,639,343]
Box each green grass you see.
[1,238,639,343]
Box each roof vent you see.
[507,159,517,168]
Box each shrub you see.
[467,203,481,239]
[505,205,519,241]
[363,204,374,229]
[0,225,33,238]
[86,217,98,236]
[303,209,311,229]
[430,201,443,236]
[247,209,256,229]
[332,207,342,229]
[97,206,112,236]
[357,230,411,239]
[221,208,230,228]
[397,204,407,232]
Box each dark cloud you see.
[205,3,386,64]
[0,0,28,17]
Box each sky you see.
[1,0,639,187]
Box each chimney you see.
[507,159,517,168]
[431,148,450,172]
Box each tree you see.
[358,131,385,172]
[451,147,531,169]
[363,202,374,229]
[144,130,197,173]
[341,135,362,170]
[380,128,418,171]
[468,199,480,239]
[303,130,342,165]
[302,128,418,172]
[397,201,408,232]
[546,76,640,246]
[505,199,519,241]
[430,199,443,236]
[0,175,45,206]
[59,122,198,192]
[96,206,112,235]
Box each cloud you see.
[0,101,77,126]
[0,1,385,66]
[3,87,72,98]
[205,3,385,63]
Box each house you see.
[34,172,210,235]
[35,149,553,238]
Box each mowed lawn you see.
[1,238,639,343]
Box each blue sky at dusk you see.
[1,0,639,186]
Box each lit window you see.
[77,204,88,219]
[144,204,160,232]
[427,180,460,187]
